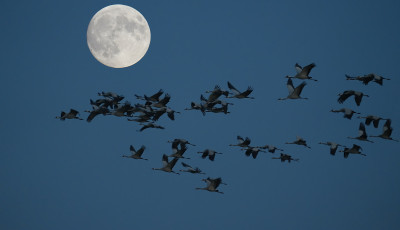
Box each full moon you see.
[87,5,151,68]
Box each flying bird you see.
[227,81,255,99]
[149,93,171,108]
[229,136,251,148]
[370,73,391,85]
[152,107,180,121]
[169,145,190,159]
[337,90,369,106]
[55,109,83,121]
[357,115,387,128]
[339,144,365,158]
[348,123,374,143]
[85,105,110,122]
[330,108,360,120]
[318,142,343,155]
[258,145,284,153]
[122,145,148,160]
[152,154,180,174]
[205,85,229,102]
[272,153,299,163]
[370,119,399,142]
[286,63,317,81]
[345,74,374,85]
[137,123,165,132]
[197,149,223,161]
[285,136,311,149]
[179,162,205,174]
[135,89,164,102]
[278,78,308,100]
[241,147,266,159]
[196,177,225,194]
[168,139,196,148]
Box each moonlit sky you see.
[1,0,400,229]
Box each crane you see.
[179,162,205,174]
[257,145,284,153]
[195,177,225,194]
[318,142,343,155]
[55,109,83,121]
[272,153,299,163]
[152,154,180,174]
[370,119,399,142]
[229,136,251,148]
[330,108,360,120]
[337,90,369,106]
[357,115,388,128]
[137,123,165,132]
[278,78,308,100]
[285,136,311,149]
[169,145,190,159]
[348,123,374,143]
[286,63,317,81]
[241,147,266,159]
[197,149,222,161]
[339,144,365,158]
[227,81,255,99]
[122,145,148,160]
[345,74,374,85]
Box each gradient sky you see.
[1,0,400,229]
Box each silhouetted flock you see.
[56,63,397,194]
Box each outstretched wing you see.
[359,122,367,137]
[169,157,179,169]
[293,81,307,96]
[240,86,253,97]
[181,162,191,168]
[227,81,240,95]
[162,154,169,167]
[69,109,80,116]
[382,119,392,136]
[136,145,146,156]
[130,145,136,154]
[243,137,251,146]
[295,63,302,73]
[338,90,354,104]
[354,93,363,106]
[286,78,295,94]
[301,63,316,75]
[149,89,164,101]
[237,136,244,144]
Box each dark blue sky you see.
[1,0,400,229]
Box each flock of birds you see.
[56,62,397,194]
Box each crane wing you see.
[286,78,295,94]
[359,123,367,137]
[293,81,307,96]
[240,86,253,97]
[162,154,169,167]
[227,81,241,95]
[337,90,354,104]
[301,63,316,75]
[236,136,244,144]
[169,157,179,169]
[130,145,136,154]
[69,109,80,116]
[295,63,302,73]
[137,145,146,155]
[181,162,192,168]
[243,137,251,146]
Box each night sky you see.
[1,0,400,229]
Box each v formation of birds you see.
[56,63,396,194]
